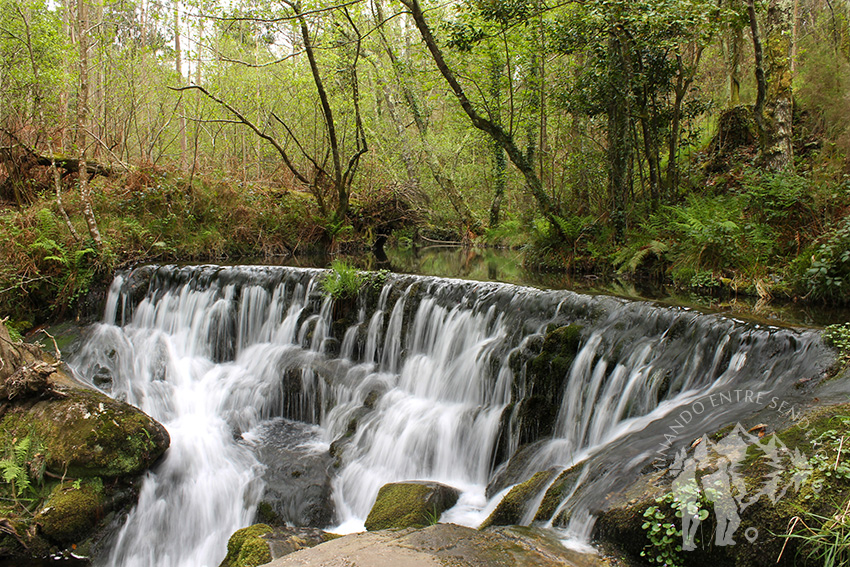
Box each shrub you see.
[805,216,850,303]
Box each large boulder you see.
[263,523,611,567]
[220,524,338,567]
[1,387,169,478]
[0,322,170,560]
[364,481,460,531]
[593,403,850,567]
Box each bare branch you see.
[170,84,309,185]
[193,0,362,24]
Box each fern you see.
[0,434,43,498]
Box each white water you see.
[70,265,828,566]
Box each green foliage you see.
[484,219,526,247]
[640,494,685,567]
[740,172,814,227]
[823,324,850,361]
[805,217,850,303]
[0,434,45,500]
[2,318,23,343]
[322,260,363,300]
[783,503,850,567]
[640,491,709,567]
[613,240,670,274]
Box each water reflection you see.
[241,245,849,327]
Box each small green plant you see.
[2,318,23,342]
[782,500,850,567]
[690,270,721,289]
[823,323,850,361]
[322,260,363,299]
[806,217,850,303]
[0,434,46,500]
[369,269,391,290]
[640,492,708,567]
[423,504,441,526]
[641,495,685,567]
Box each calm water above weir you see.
[259,245,850,328]
[56,257,836,567]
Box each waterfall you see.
[69,265,830,566]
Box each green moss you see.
[35,480,106,544]
[255,501,282,526]
[534,465,583,523]
[220,524,272,567]
[514,324,583,445]
[236,536,272,567]
[480,470,557,529]
[0,388,169,478]
[364,482,459,531]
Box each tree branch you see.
[170,84,309,185]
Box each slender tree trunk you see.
[747,0,768,147]
[607,29,631,239]
[399,0,560,232]
[380,83,420,191]
[763,0,794,170]
[667,47,701,200]
[488,49,506,228]
[174,0,187,171]
[52,157,81,242]
[374,0,480,233]
[76,0,103,249]
[721,0,745,106]
[296,6,346,220]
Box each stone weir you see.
[68,264,833,567]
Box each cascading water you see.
[69,265,831,566]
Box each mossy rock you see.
[593,403,850,567]
[534,464,585,523]
[0,387,170,478]
[220,524,273,567]
[512,324,583,446]
[220,524,335,567]
[481,469,558,529]
[364,481,460,531]
[35,480,106,544]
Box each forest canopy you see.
[2,0,850,322]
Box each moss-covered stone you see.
[0,387,169,478]
[512,324,583,446]
[481,470,558,529]
[35,480,107,544]
[364,481,460,531]
[593,403,850,567]
[220,524,335,567]
[534,464,584,523]
[0,328,169,561]
[220,524,273,567]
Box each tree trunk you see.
[76,0,103,249]
[747,0,768,149]
[399,0,560,232]
[488,50,506,228]
[174,0,187,171]
[722,0,745,106]
[763,0,794,171]
[374,0,480,233]
[607,29,632,239]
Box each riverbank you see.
[2,163,849,336]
